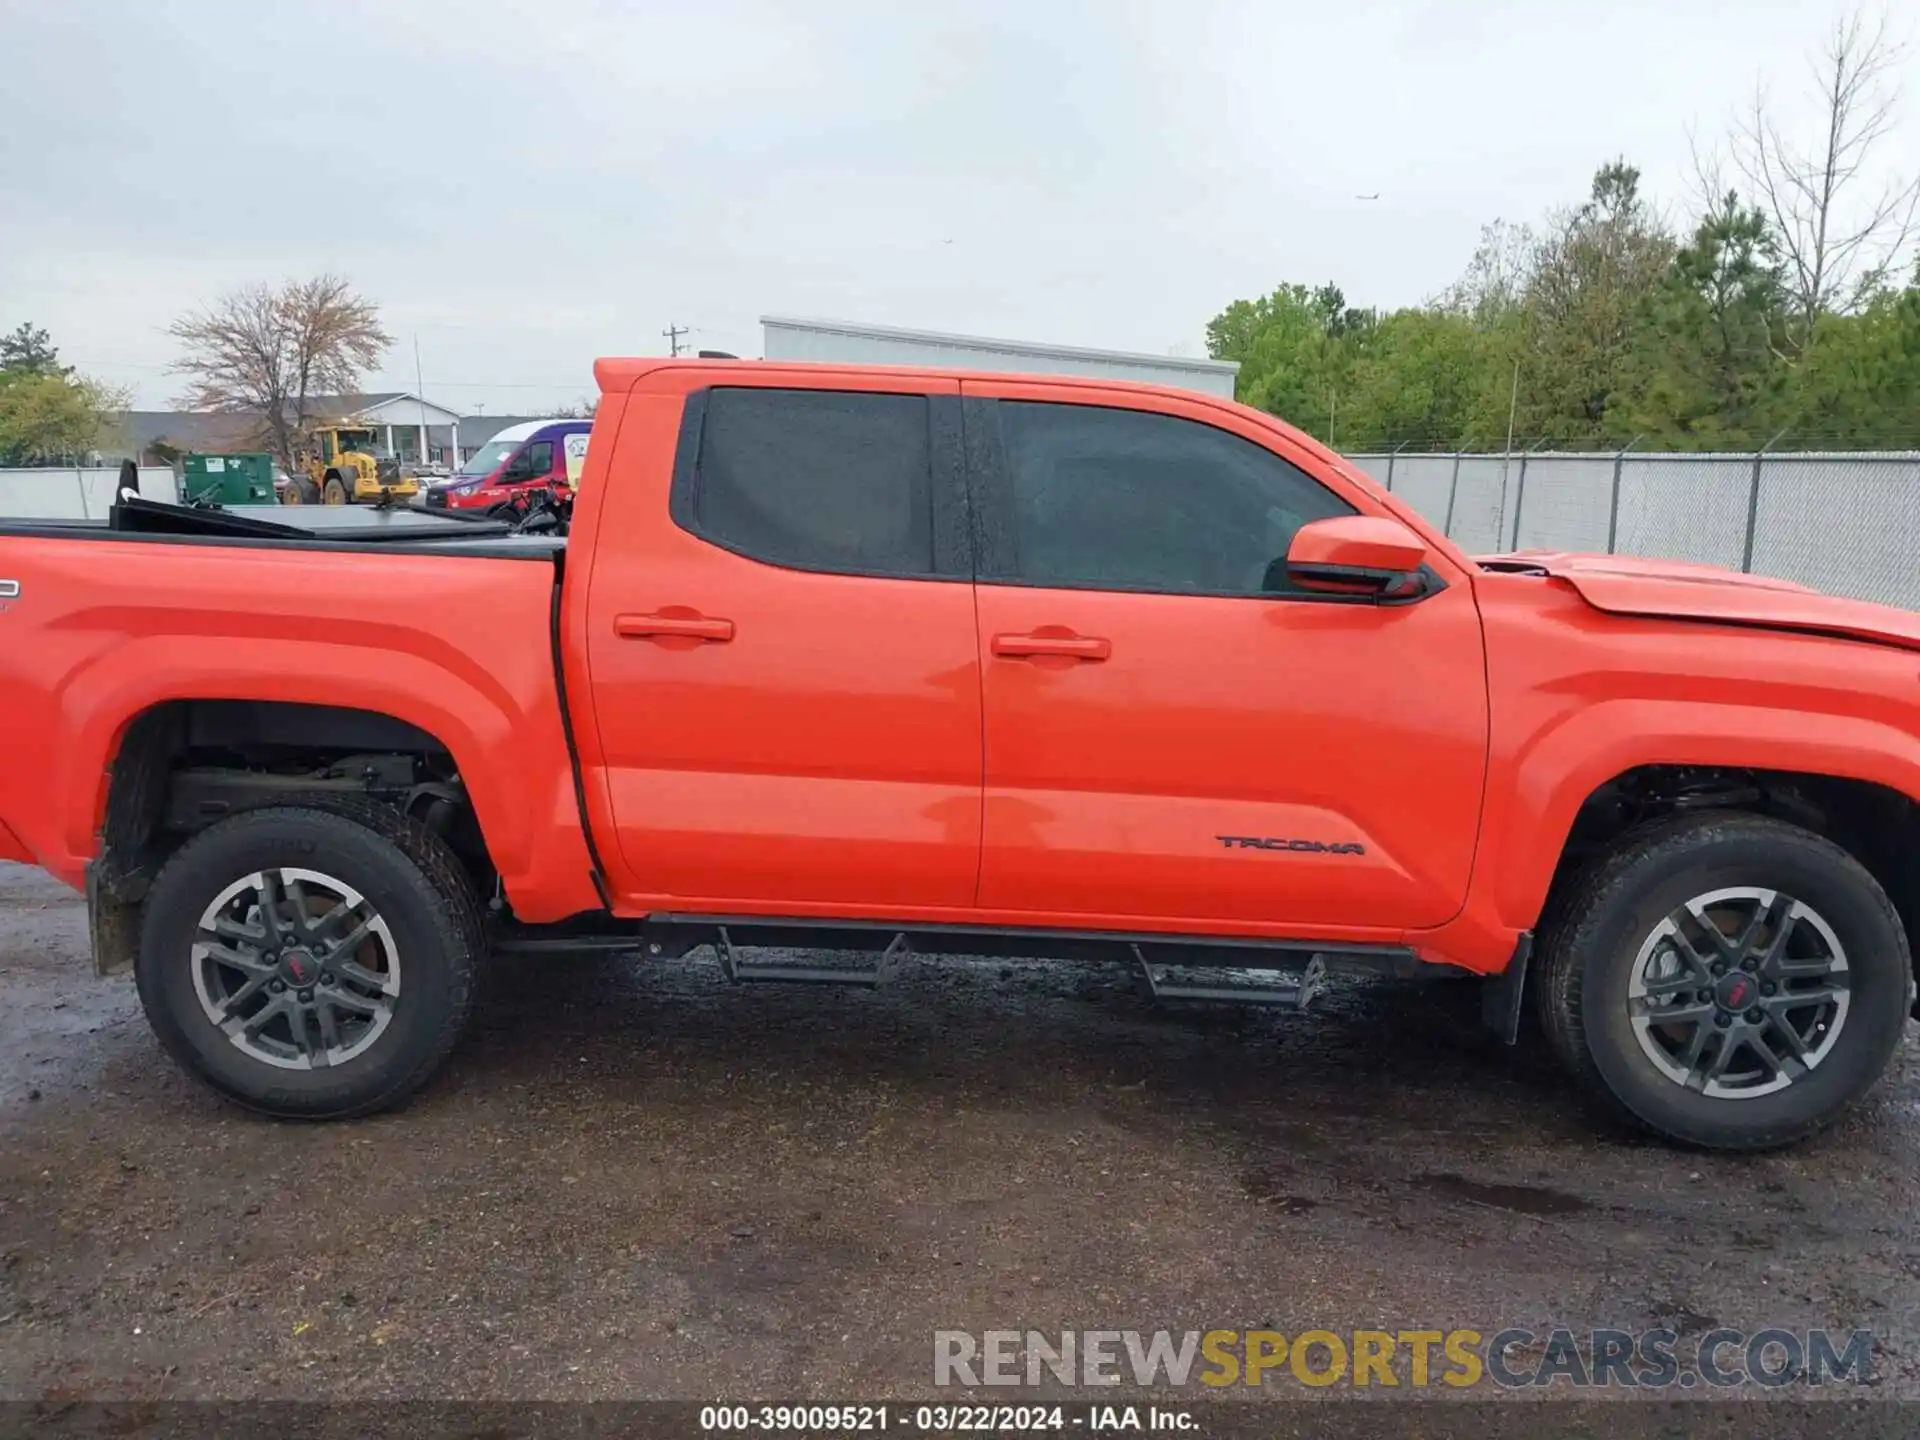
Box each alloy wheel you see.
[189,867,401,1070]
[1627,886,1850,1099]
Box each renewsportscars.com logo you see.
[933,1327,1875,1390]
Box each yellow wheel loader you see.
[287,426,419,505]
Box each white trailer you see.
[760,316,1239,399]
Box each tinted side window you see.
[680,388,935,576]
[524,440,554,474]
[986,402,1354,596]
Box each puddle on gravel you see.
[1412,1171,1593,1216]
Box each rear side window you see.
[676,388,936,576]
[982,401,1353,597]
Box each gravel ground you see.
[3,859,1919,1413]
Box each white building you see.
[123,391,466,469]
[311,392,464,468]
[760,316,1239,399]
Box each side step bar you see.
[495,913,1462,1017]
[1131,944,1328,1010]
[713,928,907,988]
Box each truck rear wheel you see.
[1536,812,1911,1151]
[135,803,483,1119]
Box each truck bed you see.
[0,511,598,916]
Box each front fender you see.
[1409,580,1920,974]
[1489,697,1920,929]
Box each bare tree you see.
[168,276,392,468]
[1442,219,1536,323]
[1727,10,1919,349]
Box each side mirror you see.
[1285,515,1432,598]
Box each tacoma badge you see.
[1216,834,1366,855]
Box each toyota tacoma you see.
[1,358,1915,1150]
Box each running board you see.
[713,927,907,988]
[1132,944,1328,1010]
[498,914,1445,997]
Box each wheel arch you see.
[82,694,520,939]
[81,697,519,974]
[1473,696,1920,923]
[1419,696,1920,979]
[1538,763,1920,1015]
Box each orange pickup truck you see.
[2,358,1916,1149]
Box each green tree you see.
[1619,192,1790,445]
[1515,162,1675,443]
[1340,308,1518,451]
[0,373,124,464]
[0,323,66,376]
[1208,130,1913,453]
[1776,263,1920,445]
[1206,283,1374,443]
[0,322,125,465]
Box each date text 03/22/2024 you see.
[698,1405,1193,1433]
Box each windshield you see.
[458,440,519,476]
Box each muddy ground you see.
[3,859,1919,1415]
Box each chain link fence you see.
[1350,448,1920,610]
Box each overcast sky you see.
[1,0,1910,414]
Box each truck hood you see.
[1477,550,1920,653]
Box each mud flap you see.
[86,861,140,977]
[1480,932,1532,1045]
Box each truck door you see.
[582,376,981,912]
[962,382,1489,933]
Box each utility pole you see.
[413,334,430,468]
[1497,357,1521,547]
[1503,358,1520,458]
[662,324,690,358]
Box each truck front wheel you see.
[135,803,483,1119]
[1537,812,1911,1151]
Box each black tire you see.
[322,473,351,505]
[136,802,484,1120]
[1536,811,1911,1151]
[285,476,320,506]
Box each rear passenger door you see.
[584,376,982,912]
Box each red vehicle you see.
[424,418,591,512]
[1,358,1915,1149]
